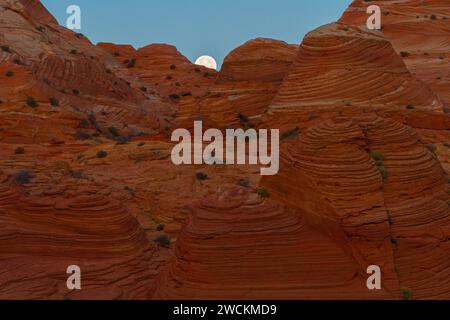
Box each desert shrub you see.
[378,164,389,180]
[444,143,450,148]
[107,126,119,137]
[113,51,120,57]
[255,187,270,198]
[406,104,414,110]
[70,49,77,54]
[87,113,99,130]
[5,70,13,77]
[425,144,437,153]
[370,151,385,162]
[115,136,130,145]
[49,97,59,107]
[156,224,165,231]
[126,58,136,68]
[154,235,171,248]
[166,75,173,80]
[96,150,108,158]
[194,67,201,73]
[400,51,410,58]
[169,93,180,101]
[26,97,38,108]
[430,14,437,20]
[15,147,25,155]
[1,45,11,53]
[79,119,89,128]
[140,86,147,92]
[15,170,33,185]
[196,172,208,181]
[13,58,21,65]
[72,89,80,95]
[138,142,145,147]
[170,64,176,70]
[401,287,412,300]
[69,170,84,179]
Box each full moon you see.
[195,55,217,70]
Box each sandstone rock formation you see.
[340,0,450,106]
[198,38,298,129]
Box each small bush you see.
[15,147,25,155]
[156,224,165,231]
[170,64,176,70]
[378,165,389,180]
[5,70,13,77]
[425,144,437,153]
[70,49,77,54]
[400,51,410,58]
[113,51,120,57]
[154,235,171,248]
[169,93,180,101]
[1,45,11,53]
[79,119,89,128]
[406,104,414,110]
[126,58,136,68]
[13,58,21,65]
[72,89,80,95]
[140,86,147,92]
[444,143,450,148]
[255,187,270,198]
[370,151,385,162]
[15,170,33,185]
[108,126,119,137]
[430,14,437,20]
[96,150,108,158]
[26,97,38,108]
[50,97,59,107]
[196,172,208,181]
[401,287,412,300]
[138,142,145,147]
[166,75,173,80]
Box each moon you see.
[195,55,217,70]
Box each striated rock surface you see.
[152,187,395,300]
[263,115,450,299]
[340,0,450,105]
[198,38,298,129]
[263,22,445,132]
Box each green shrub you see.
[425,144,437,153]
[154,235,171,248]
[50,97,59,107]
[15,170,33,185]
[400,51,410,58]
[26,97,38,108]
[378,164,389,180]
[390,234,398,246]
[256,187,270,198]
[15,147,25,155]
[96,150,108,158]
[196,172,208,181]
[387,210,394,225]
[370,151,385,162]
[1,45,11,53]
[401,287,412,300]
[169,93,180,101]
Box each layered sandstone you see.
[340,0,450,105]
[199,38,298,129]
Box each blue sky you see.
[41,0,352,67]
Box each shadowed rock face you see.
[340,0,450,105]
